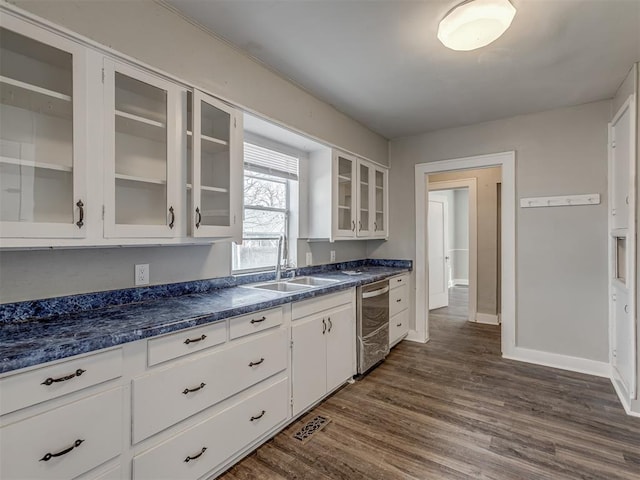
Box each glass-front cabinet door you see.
[333,151,357,238]
[0,19,87,239]
[103,60,182,238]
[372,166,388,238]
[356,160,372,237]
[190,90,241,240]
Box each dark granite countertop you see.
[0,262,410,374]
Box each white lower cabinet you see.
[291,293,355,417]
[133,377,288,480]
[0,287,361,479]
[0,387,123,480]
[133,328,287,443]
[389,274,410,346]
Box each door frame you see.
[428,179,478,322]
[427,193,450,310]
[412,151,516,357]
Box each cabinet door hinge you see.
[102,205,105,220]
[612,293,617,302]
[612,348,617,358]
[290,340,294,349]
[612,208,616,216]
[101,68,105,84]
[234,117,237,128]
[611,140,616,148]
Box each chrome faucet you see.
[275,235,284,281]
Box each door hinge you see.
[102,205,105,220]
[612,348,617,358]
[612,293,617,302]
[612,208,616,216]
[611,140,616,148]
[234,117,237,128]
[233,214,236,225]
[101,68,105,83]
[290,340,294,349]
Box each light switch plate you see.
[306,252,313,266]
[330,250,336,262]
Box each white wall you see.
[453,189,469,282]
[0,1,386,303]
[369,100,611,363]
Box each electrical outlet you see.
[135,264,149,286]
[330,250,336,262]
[306,252,313,266]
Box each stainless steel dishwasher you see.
[356,279,390,375]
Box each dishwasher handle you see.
[362,285,390,299]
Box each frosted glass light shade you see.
[438,0,516,51]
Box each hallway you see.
[220,305,640,479]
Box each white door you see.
[291,314,327,416]
[609,94,637,400]
[428,194,449,310]
[325,303,355,392]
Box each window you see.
[232,142,299,272]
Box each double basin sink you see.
[243,276,339,293]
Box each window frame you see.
[232,143,299,274]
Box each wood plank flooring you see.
[219,288,640,480]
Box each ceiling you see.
[167,0,640,139]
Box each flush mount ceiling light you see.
[438,0,517,51]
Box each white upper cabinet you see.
[0,16,88,239]
[103,60,185,238]
[308,148,388,241]
[372,165,388,238]
[189,90,242,240]
[333,151,358,238]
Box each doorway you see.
[427,179,477,323]
[413,151,516,356]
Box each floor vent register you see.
[292,415,331,444]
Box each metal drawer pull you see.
[250,410,266,421]
[322,318,326,334]
[250,316,266,324]
[396,323,402,327]
[182,382,206,395]
[184,334,207,345]
[40,439,84,462]
[195,207,202,229]
[327,317,333,333]
[76,200,84,228]
[169,206,175,229]
[184,447,207,462]
[41,369,86,386]
[249,358,265,367]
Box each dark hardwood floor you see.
[219,287,640,479]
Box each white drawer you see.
[0,348,123,415]
[148,322,226,367]
[132,328,287,443]
[292,289,353,320]
[390,274,408,290]
[133,377,288,480]
[229,307,283,340]
[390,310,410,346]
[389,284,408,317]
[1,387,122,480]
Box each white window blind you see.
[244,142,298,180]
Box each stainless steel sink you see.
[287,276,339,286]
[247,281,313,293]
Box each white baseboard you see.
[475,312,499,325]
[503,346,611,378]
[451,279,469,286]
